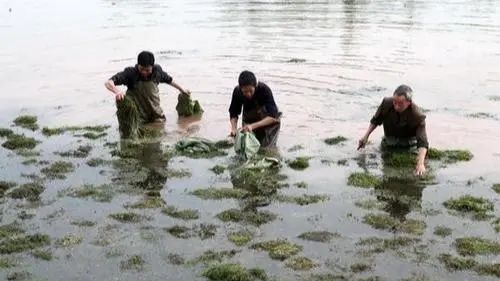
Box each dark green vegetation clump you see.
[188,249,239,265]
[275,194,329,206]
[8,183,45,201]
[165,224,217,240]
[286,256,317,271]
[56,144,92,158]
[190,187,248,200]
[443,195,494,220]
[71,220,96,227]
[166,253,185,265]
[176,93,203,116]
[202,263,268,281]
[0,181,16,197]
[294,181,308,189]
[288,157,310,170]
[87,158,107,167]
[162,206,199,220]
[109,212,145,223]
[41,161,74,179]
[214,139,234,149]
[475,263,500,278]
[56,234,83,247]
[455,237,500,256]
[210,165,226,175]
[129,197,166,209]
[31,249,53,261]
[81,132,107,140]
[350,263,372,273]
[433,226,452,237]
[2,134,38,150]
[216,208,277,226]
[363,213,426,235]
[0,233,50,254]
[383,152,416,167]
[251,239,303,260]
[298,231,340,243]
[348,172,382,188]
[427,148,473,163]
[492,218,500,233]
[0,256,17,268]
[13,115,38,131]
[42,125,110,137]
[66,184,114,202]
[120,255,145,271]
[0,128,14,137]
[438,254,477,271]
[492,184,500,194]
[228,230,253,246]
[356,236,419,254]
[324,136,348,145]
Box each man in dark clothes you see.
[105,51,190,124]
[229,71,281,148]
[358,85,429,175]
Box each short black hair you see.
[137,51,155,67]
[238,70,257,87]
[393,84,413,102]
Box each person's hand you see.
[115,91,125,101]
[415,163,426,176]
[181,89,191,96]
[229,129,237,138]
[357,136,368,150]
[242,124,253,133]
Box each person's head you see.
[238,70,257,99]
[137,51,155,78]
[392,84,413,113]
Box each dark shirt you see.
[370,97,429,149]
[228,82,279,121]
[110,64,173,89]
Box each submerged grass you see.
[120,255,145,271]
[66,184,114,202]
[8,183,45,201]
[188,249,239,265]
[275,194,329,206]
[41,161,74,179]
[109,212,145,223]
[492,184,500,194]
[0,128,14,138]
[251,239,303,260]
[348,172,382,188]
[427,148,473,163]
[0,256,17,268]
[2,134,38,150]
[202,263,268,281]
[216,208,277,226]
[190,187,248,200]
[129,197,166,209]
[56,144,92,158]
[162,206,199,220]
[13,115,38,131]
[443,195,494,220]
[56,234,83,247]
[298,231,340,243]
[324,136,348,145]
[286,256,317,271]
[433,226,453,237]
[363,213,426,235]
[287,157,310,170]
[31,249,53,261]
[210,165,226,175]
[455,237,500,256]
[438,254,477,271]
[165,224,217,240]
[0,233,51,254]
[228,230,253,246]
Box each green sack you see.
[175,93,204,117]
[234,131,260,160]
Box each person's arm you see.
[229,87,242,137]
[242,116,277,132]
[358,99,386,150]
[358,123,377,150]
[169,80,190,96]
[230,117,238,137]
[157,66,190,95]
[105,69,131,101]
[414,117,429,176]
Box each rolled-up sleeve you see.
[229,87,242,119]
[370,98,386,126]
[110,67,134,86]
[156,65,173,84]
[416,117,429,149]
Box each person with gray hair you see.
[358,85,429,176]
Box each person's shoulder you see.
[232,85,241,95]
[411,102,426,120]
[153,64,165,72]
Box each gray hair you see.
[393,84,413,102]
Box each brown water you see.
[0,0,499,280]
